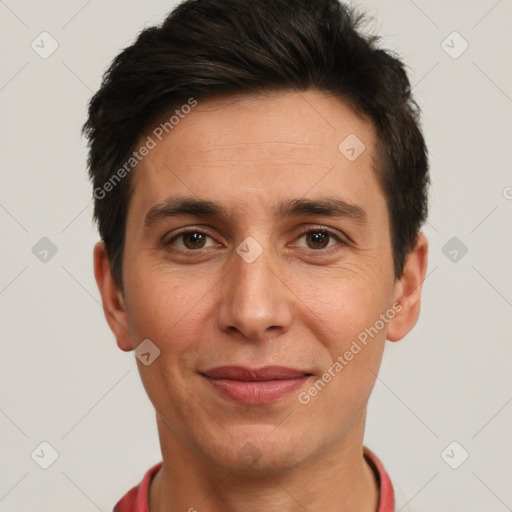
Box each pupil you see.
[185,232,204,249]
[309,232,328,249]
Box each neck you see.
[150,414,379,512]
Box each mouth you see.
[200,365,313,405]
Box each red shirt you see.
[113,446,394,512]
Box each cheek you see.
[298,270,391,402]
[301,268,391,346]
[297,283,388,425]
[124,267,209,355]
[123,272,210,414]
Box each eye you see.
[166,230,217,251]
[294,228,346,252]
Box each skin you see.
[94,89,428,512]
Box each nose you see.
[216,244,293,341]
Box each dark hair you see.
[83,0,429,289]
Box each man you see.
[83,0,429,510]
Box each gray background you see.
[1,1,511,510]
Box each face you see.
[95,89,427,473]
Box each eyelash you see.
[165,226,348,256]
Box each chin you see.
[206,424,311,474]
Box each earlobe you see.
[387,233,429,342]
[93,241,133,352]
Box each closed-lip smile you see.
[201,365,312,405]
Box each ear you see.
[93,241,133,352]
[387,233,429,342]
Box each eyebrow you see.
[143,195,367,228]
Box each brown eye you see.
[167,230,215,251]
[305,231,330,250]
[182,232,207,249]
[295,228,345,251]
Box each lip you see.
[201,365,312,405]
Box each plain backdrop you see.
[1,1,511,511]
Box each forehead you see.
[129,90,382,223]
